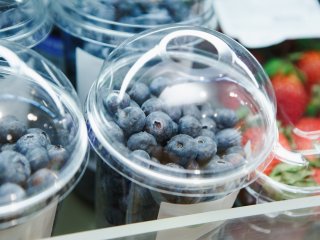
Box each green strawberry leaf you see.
[264,59,297,78]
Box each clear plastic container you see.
[0,40,88,239]
[0,0,52,48]
[49,0,217,204]
[85,25,287,227]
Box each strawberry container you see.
[0,0,52,48]
[0,40,89,239]
[84,25,301,228]
[49,0,216,204]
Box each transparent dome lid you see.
[50,0,215,46]
[0,0,52,47]
[0,40,88,227]
[86,26,297,197]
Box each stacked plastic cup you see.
[0,40,88,239]
[85,25,302,229]
[49,0,216,204]
[0,0,52,48]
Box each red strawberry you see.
[272,74,308,124]
[264,132,291,176]
[296,51,320,94]
[242,127,263,152]
[313,168,320,185]
[292,117,320,151]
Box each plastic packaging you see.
[0,0,52,48]
[86,25,283,227]
[0,40,88,239]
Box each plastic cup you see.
[0,0,52,48]
[85,25,286,228]
[0,40,88,239]
[49,0,216,204]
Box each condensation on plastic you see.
[0,0,52,48]
[87,25,280,197]
[0,40,89,230]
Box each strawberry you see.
[242,127,263,152]
[264,132,291,176]
[292,117,320,151]
[271,74,308,124]
[296,51,320,94]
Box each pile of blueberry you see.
[103,77,246,175]
[0,115,68,205]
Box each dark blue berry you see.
[225,145,246,157]
[200,129,215,140]
[213,108,238,129]
[165,134,196,166]
[149,76,171,96]
[115,107,146,136]
[1,143,15,152]
[47,145,68,170]
[0,150,31,185]
[141,98,163,116]
[129,150,151,168]
[0,183,26,205]
[216,128,242,151]
[194,136,217,166]
[200,118,216,133]
[26,147,50,172]
[27,128,51,143]
[182,105,201,119]
[27,168,58,195]
[104,91,131,114]
[145,111,175,143]
[127,132,157,154]
[163,105,182,122]
[128,82,151,106]
[107,121,125,143]
[179,115,201,138]
[0,115,27,143]
[223,153,246,168]
[15,133,50,155]
[203,155,233,174]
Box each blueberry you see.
[200,118,216,133]
[225,145,246,157]
[128,82,151,106]
[149,76,171,96]
[179,115,201,138]
[115,107,146,136]
[1,143,15,152]
[16,133,50,155]
[47,145,68,171]
[127,132,157,154]
[130,100,140,108]
[129,150,151,168]
[165,162,185,171]
[0,115,27,143]
[104,91,131,114]
[0,183,26,205]
[194,136,217,166]
[216,128,242,151]
[0,150,31,185]
[223,153,246,168]
[107,121,125,143]
[200,129,215,140]
[27,128,51,143]
[141,98,163,116]
[182,105,201,119]
[26,147,50,172]
[203,155,233,174]
[27,169,58,195]
[145,111,175,143]
[213,108,239,129]
[163,105,182,122]
[165,134,196,166]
